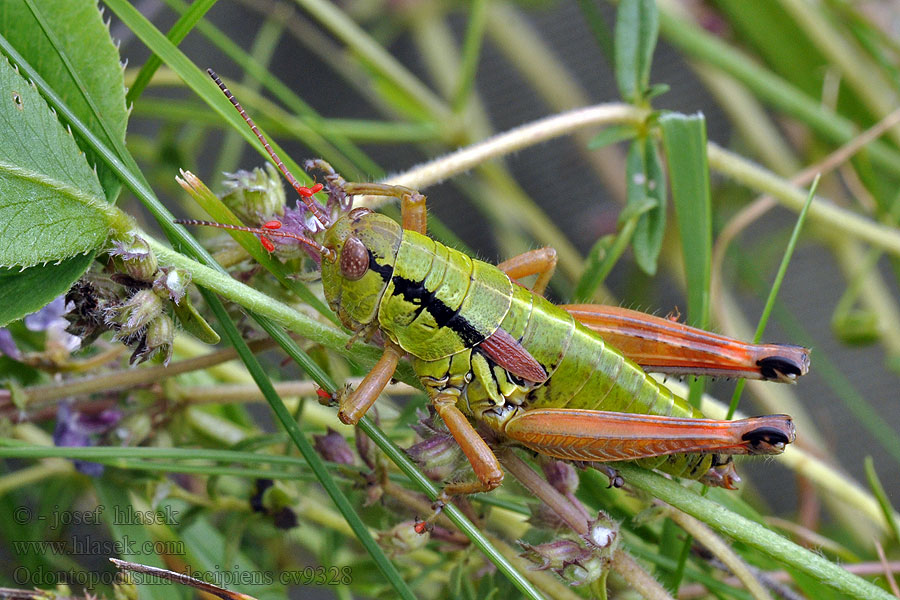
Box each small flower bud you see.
[153,267,191,304]
[377,521,430,556]
[527,502,569,532]
[355,429,377,470]
[519,540,590,571]
[109,290,163,339]
[313,428,356,465]
[221,164,286,223]
[110,235,158,282]
[541,459,580,496]
[406,434,464,481]
[558,555,607,587]
[113,576,140,600]
[249,479,298,529]
[133,314,174,365]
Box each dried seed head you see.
[519,540,591,571]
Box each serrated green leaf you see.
[0,0,127,325]
[0,0,128,202]
[0,56,112,270]
[0,255,92,327]
[614,0,659,103]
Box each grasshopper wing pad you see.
[561,304,810,382]
[478,326,548,383]
[503,408,795,462]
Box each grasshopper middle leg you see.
[497,247,558,296]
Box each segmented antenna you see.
[174,219,333,260]
[207,69,331,227]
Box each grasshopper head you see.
[321,208,402,330]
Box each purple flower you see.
[1,295,82,360]
[25,295,81,353]
[0,328,21,360]
[53,402,122,477]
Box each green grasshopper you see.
[181,70,807,497]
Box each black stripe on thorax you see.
[369,250,484,347]
[367,250,394,282]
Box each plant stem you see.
[616,463,897,600]
[655,0,900,175]
[665,508,774,600]
[365,104,647,202]
[708,143,900,257]
[497,448,674,600]
[17,338,275,405]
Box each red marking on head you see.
[260,237,276,252]
[263,220,282,230]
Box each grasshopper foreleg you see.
[338,182,427,235]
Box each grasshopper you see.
[181,70,808,497]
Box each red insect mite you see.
[297,182,324,197]
[260,237,276,252]
[316,388,332,400]
[263,220,282,230]
[413,519,429,535]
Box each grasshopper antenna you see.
[175,219,335,261]
[207,68,331,227]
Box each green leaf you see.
[614,0,659,103]
[94,480,180,600]
[865,456,900,544]
[101,0,312,186]
[0,56,112,270]
[625,137,667,275]
[587,124,637,149]
[0,0,128,202]
[172,293,221,344]
[635,139,666,275]
[0,0,128,326]
[0,256,92,327]
[645,82,670,100]
[660,112,711,326]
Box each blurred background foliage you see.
[2,0,900,598]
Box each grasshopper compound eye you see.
[340,236,369,280]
